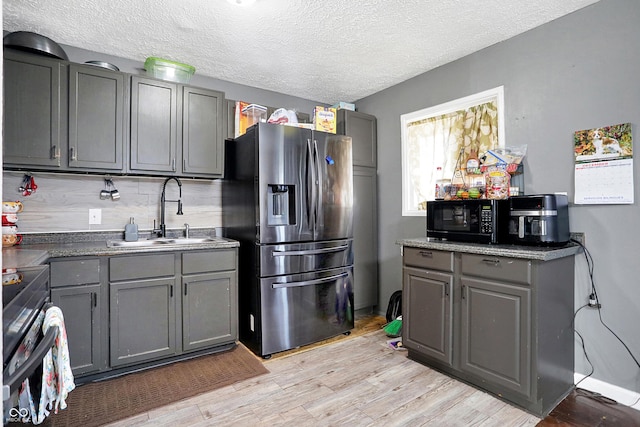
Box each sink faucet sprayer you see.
[154,177,183,238]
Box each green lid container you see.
[144,56,195,83]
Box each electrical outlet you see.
[570,232,585,245]
[89,209,102,225]
[588,293,601,309]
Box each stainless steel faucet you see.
[184,223,190,238]
[154,177,183,238]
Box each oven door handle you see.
[3,327,57,396]
[272,272,349,289]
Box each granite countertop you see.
[3,230,240,269]
[396,237,582,261]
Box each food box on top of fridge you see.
[313,106,337,133]
[331,101,355,111]
[235,101,267,137]
[242,103,267,121]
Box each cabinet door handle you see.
[51,145,60,159]
[170,285,174,298]
[461,284,466,299]
[419,251,433,258]
[481,258,501,265]
[184,282,188,296]
[444,285,449,297]
[172,158,176,171]
[69,146,77,161]
[92,292,97,308]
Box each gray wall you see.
[356,0,640,393]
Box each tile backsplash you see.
[3,172,222,233]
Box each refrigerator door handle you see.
[272,272,349,289]
[272,244,350,257]
[306,138,316,230]
[313,139,322,235]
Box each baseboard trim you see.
[574,373,640,411]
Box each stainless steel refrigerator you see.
[223,123,354,358]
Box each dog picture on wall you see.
[574,123,633,161]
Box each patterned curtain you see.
[406,100,499,211]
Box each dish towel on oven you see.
[19,306,76,424]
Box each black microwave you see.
[426,199,510,244]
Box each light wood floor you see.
[106,329,541,426]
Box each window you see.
[400,86,505,216]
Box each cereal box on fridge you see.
[313,106,337,134]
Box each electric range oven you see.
[2,265,51,424]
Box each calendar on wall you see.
[573,123,634,204]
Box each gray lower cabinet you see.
[49,258,103,376]
[130,76,225,177]
[402,246,575,416]
[402,249,454,367]
[181,250,238,351]
[3,50,67,169]
[109,253,178,367]
[102,249,238,370]
[460,259,532,397]
[49,249,238,379]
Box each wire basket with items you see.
[436,145,526,201]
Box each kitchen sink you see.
[163,237,220,244]
[107,237,222,248]
[107,239,170,247]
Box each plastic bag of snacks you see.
[484,166,510,199]
[481,145,527,165]
[267,108,298,125]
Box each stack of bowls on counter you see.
[2,201,23,247]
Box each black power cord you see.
[571,238,640,407]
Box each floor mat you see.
[40,344,268,427]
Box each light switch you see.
[89,209,102,224]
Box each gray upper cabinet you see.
[68,63,126,171]
[182,86,225,176]
[3,50,67,168]
[4,51,225,178]
[337,110,377,168]
[4,51,126,173]
[130,76,178,174]
[130,76,225,177]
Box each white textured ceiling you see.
[3,0,599,104]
